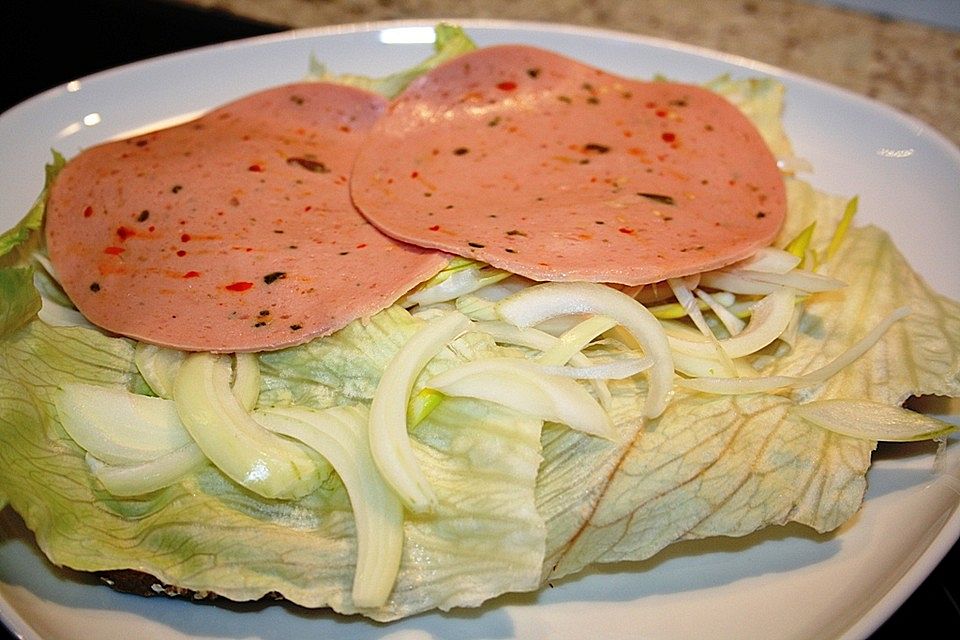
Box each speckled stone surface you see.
[178,0,960,148]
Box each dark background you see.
[1,1,958,638]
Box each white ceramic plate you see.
[1,19,958,640]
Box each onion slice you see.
[496,282,673,418]
[56,383,193,464]
[678,307,911,394]
[254,405,404,609]
[174,352,320,499]
[471,320,613,407]
[538,315,619,366]
[665,287,797,360]
[699,268,845,295]
[426,357,617,440]
[86,443,206,496]
[791,399,956,442]
[369,310,471,513]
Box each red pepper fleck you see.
[429,224,441,231]
[225,281,253,292]
[116,226,136,240]
[104,246,124,255]
[183,271,201,278]
[356,243,367,249]
[181,233,191,242]
[248,163,264,172]
[496,81,518,91]
[661,132,677,143]
[176,250,187,257]
[655,109,668,118]
[411,171,419,178]
[83,206,94,218]
[619,227,635,234]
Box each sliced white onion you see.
[471,320,613,408]
[56,383,193,464]
[695,289,746,336]
[496,282,673,418]
[668,278,709,335]
[427,357,616,440]
[455,294,499,320]
[174,352,320,499]
[136,345,258,409]
[30,251,59,281]
[254,405,404,609]
[699,268,845,295]
[405,264,510,306]
[369,310,471,513]
[791,399,956,442]
[539,356,653,380]
[730,247,801,274]
[38,297,95,328]
[678,307,911,394]
[231,352,261,412]
[538,315,619,366]
[668,278,735,375]
[666,287,797,360]
[671,349,758,379]
[86,443,206,496]
[135,343,186,400]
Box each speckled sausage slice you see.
[45,82,448,352]
[350,45,786,285]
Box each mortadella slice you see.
[45,82,448,352]
[350,45,787,285]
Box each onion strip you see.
[427,357,617,440]
[254,405,404,608]
[369,311,471,513]
[678,307,911,394]
[496,282,673,418]
[790,398,956,442]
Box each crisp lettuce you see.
[307,22,477,98]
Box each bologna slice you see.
[45,82,448,352]
[351,45,786,285]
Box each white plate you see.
[1,19,958,640]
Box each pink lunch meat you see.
[350,45,787,285]
[44,82,448,352]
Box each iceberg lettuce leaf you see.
[307,23,477,99]
[0,267,40,338]
[0,150,64,266]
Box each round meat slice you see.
[45,82,448,352]
[350,45,786,285]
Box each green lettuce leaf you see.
[707,75,795,161]
[307,23,477,98]
[0,267,40,338]
[0,150,64,266]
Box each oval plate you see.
[1,19,958,640]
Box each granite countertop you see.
[178,0,960,148]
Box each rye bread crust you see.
[96,569,284,603]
